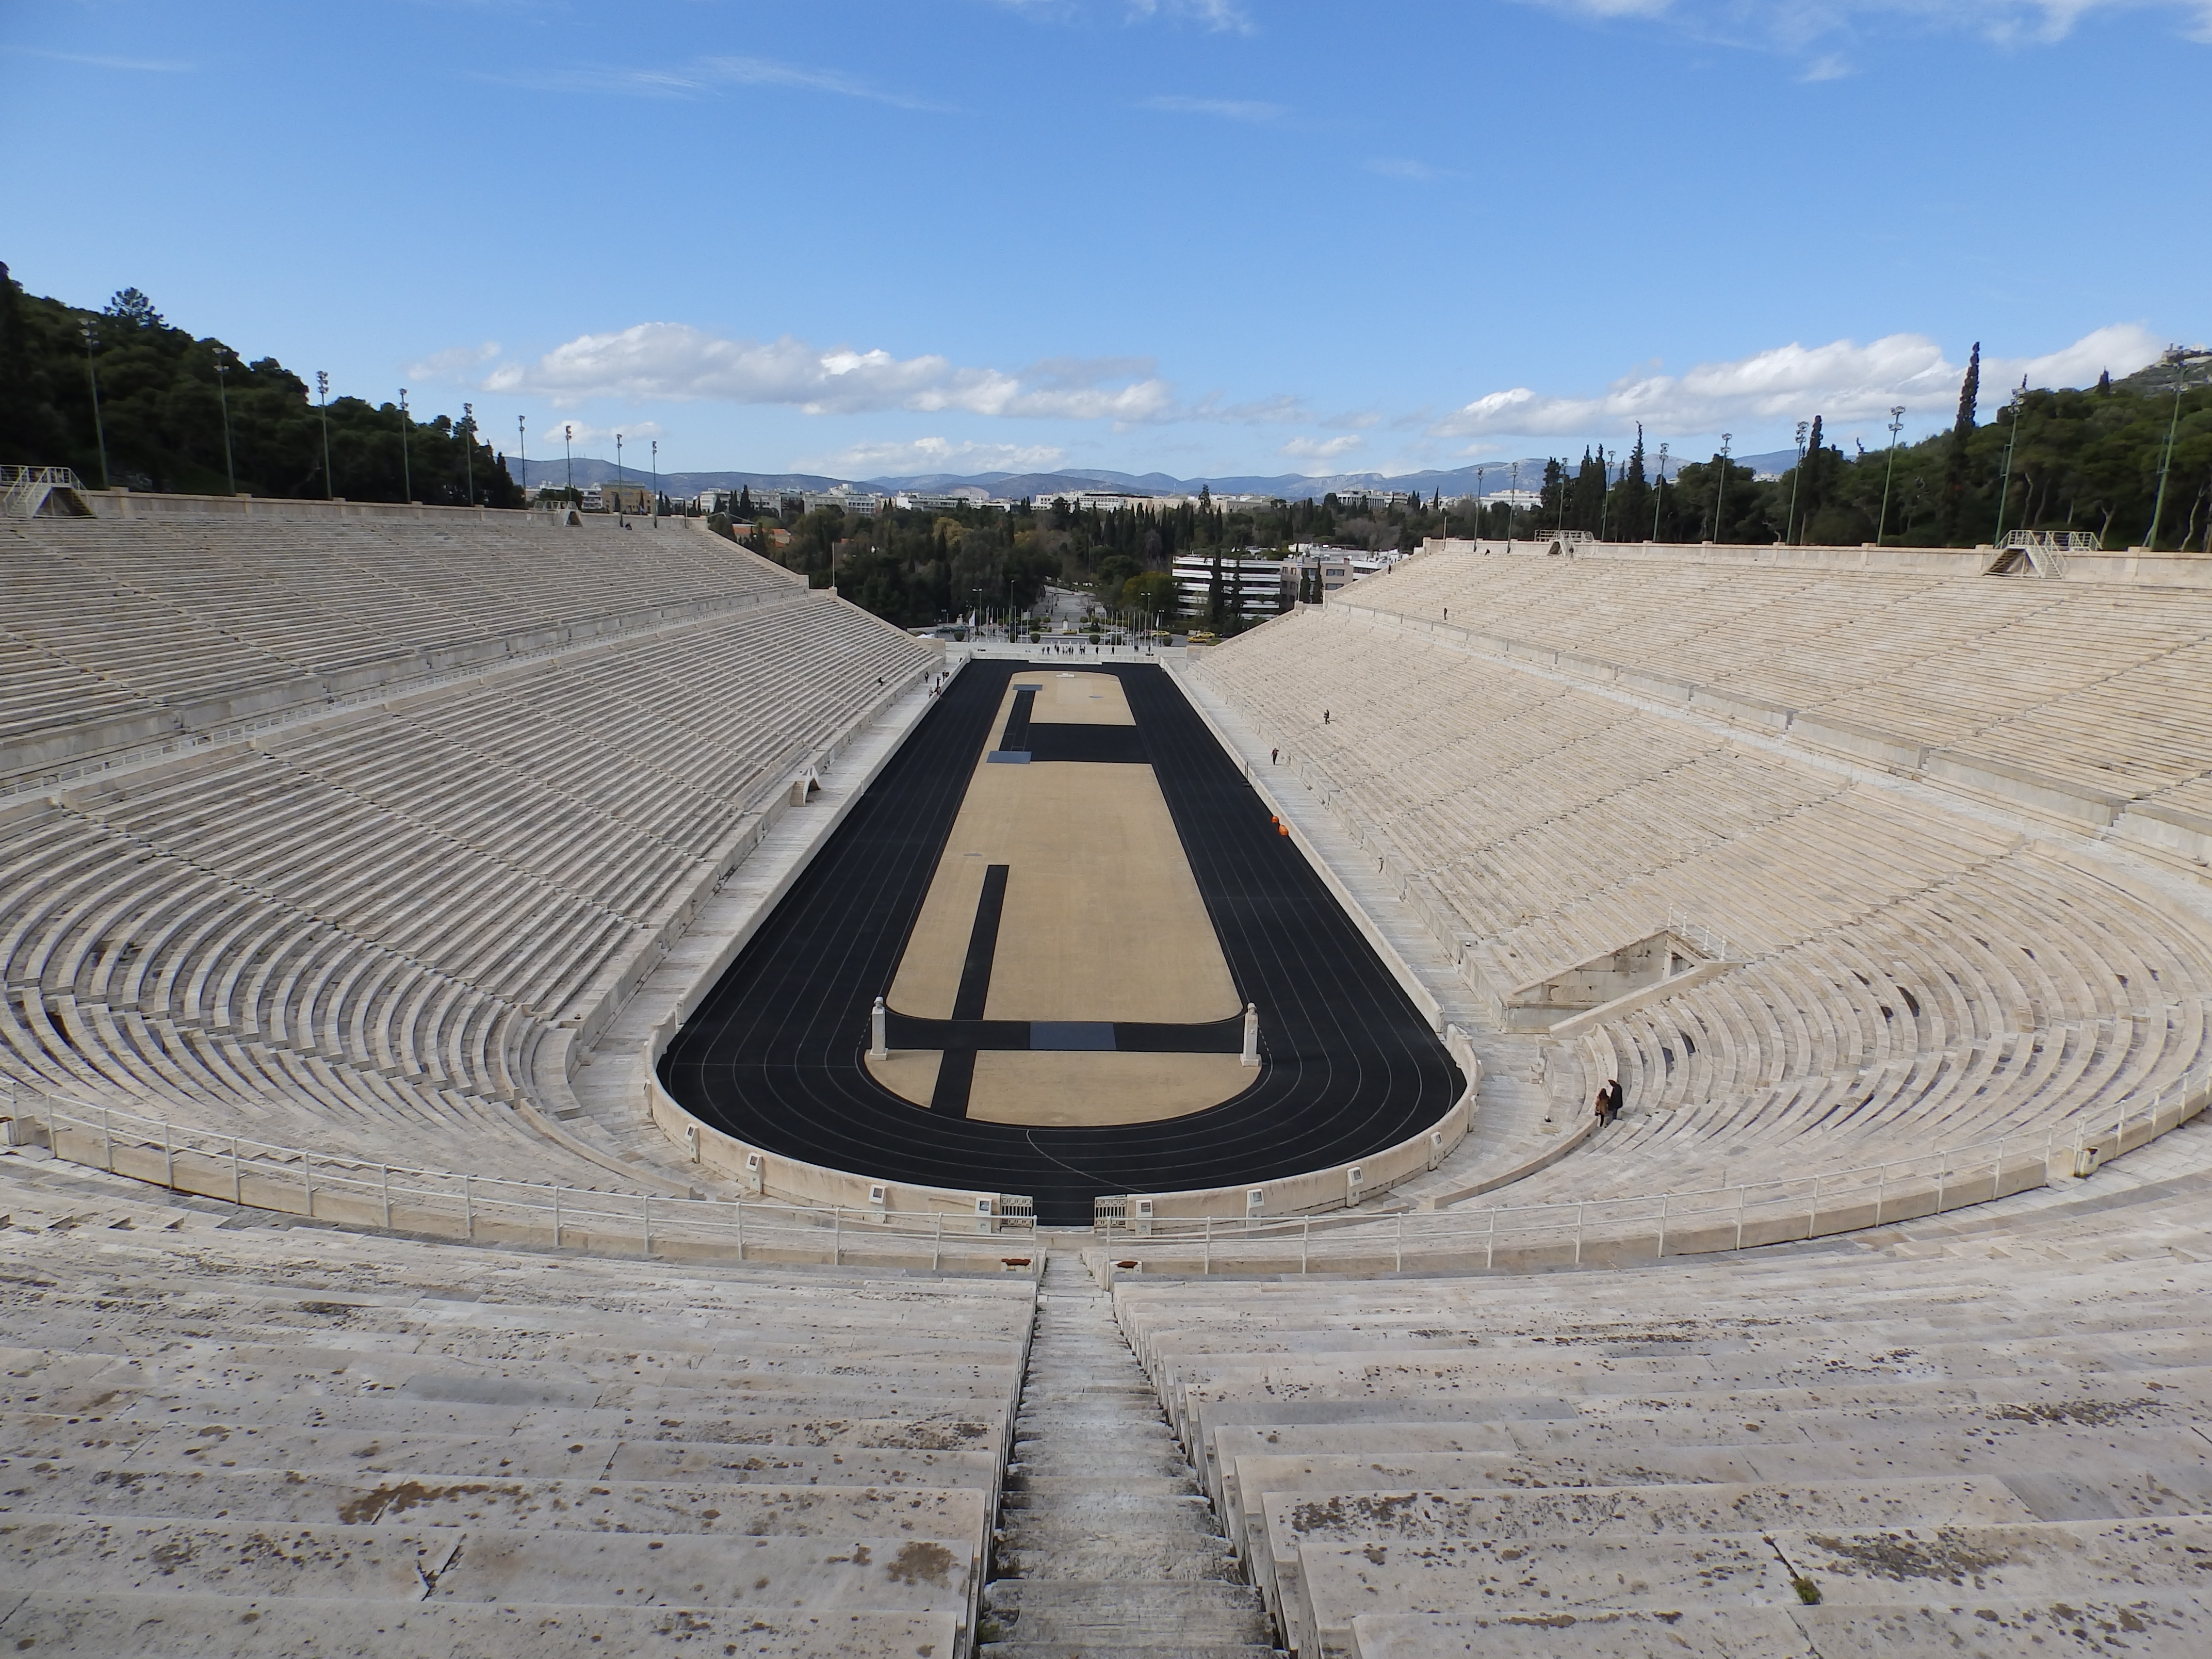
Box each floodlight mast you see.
[1876,405,1905,546]
[1710,434,1732,542]
[316,371,334,499]
[82,321,110,489]
[214,347,237,496]
[1785,420,1809,545]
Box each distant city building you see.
[1170,554,1290,620]
[894,488,990,512]
[1284,549,1393,598]
[1327,489,1420,512]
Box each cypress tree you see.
[1941,343,1980,543]
[1799,415,1826,536]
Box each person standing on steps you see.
[1594,1080,1621,1124]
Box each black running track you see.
[659,659,1461,1225]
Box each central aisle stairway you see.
[984,1255,1279,1658]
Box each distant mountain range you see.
[507,450,1802,502]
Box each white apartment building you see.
[1169,554,1291,621]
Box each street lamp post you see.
[2146,383,2188,552]
[398,388,413,503]
[214,347,237,496]
[315,371,334,499]
[1710,434,1733,542]
[82,321,110,489]
[461,402,475,507]
[563,425,573,500]
[516,414,527,507]
[1651,443,1669,541]
[651,438,659,526]
[1785,419,1809,545]
[1992,383,2027,548]
[615,432,625,524]
[1876,405,1905,547]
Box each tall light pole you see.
[1784,419,1809,545]
[615,431,625,524]
[1710,434,1732,542]
[397,388,413,503]
[516,414,527,506]
[563,424,573,499]
[460,402,476,506]
[1651,443,1669,541]
[82,320,110,489]
[1991,382,2026,549]
[315,370,334,499]
[2146,382,2188,552]
[214,346,237,496]
[1876,405,1905,547]
[650,437,659,526]
[1596,444,1610,542]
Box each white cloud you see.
[1433,325,2163,445]
[1,44,193,72]
[530,419,665,453]
[485,324,1179,424]
[1280,435,1363,461]
[1142,94,1287,122]
[405,341,501,382]
[1124,0,1255,30]
[482,55,951,111]
[796,437,1070,477]
[1367,158,1452,181]
[1511,0,2212,53]
[1984,323,2164,400]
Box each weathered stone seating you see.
[0,1147,1031,1655]
[0,512,932,1198]
[1107,1159,2212,1657]
[1189,596,2212,1245]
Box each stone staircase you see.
[984,1254,1278,1659]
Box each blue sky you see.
[5,1,2206,480]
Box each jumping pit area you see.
[659,660,1461,1225]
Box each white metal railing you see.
[0,1086,1039,1276]
[1664,907,1731,963]
[1097,1062,2209,1275]
[1998,529,2098,579]
[1,465,87,519]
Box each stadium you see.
[2,478,2209,1656]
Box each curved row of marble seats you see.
[0,1151,1031,1658]
[1104,1192,2212,1658]
[0,517,807,789]
[1362,550,2212,806]
[1194,604,2212,1240]
[14,516,797,680]
[0,804,637,1183]
[1522,861,2212,1201]
[0,633,167,753]
[0,592,929,1189]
